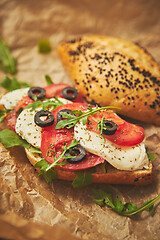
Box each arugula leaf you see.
[25,97,64,111]
[93,189,160,216]
[146,148,156,161]
[38,39,51,53]
[0,38,17,74]
[29,146,42,154]
[0,129,30,148]
[72,170,92,188]
[34,140,80,183]
[147,153,156,161]
[0,109,8,123]
[113,196,125,213]
[36,139,79,174]
[0,76,30,91]
[93,189,115,208]
[55,106,120,130]
[45,75,54,85]
[35,159,57,183]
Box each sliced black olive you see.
[34,110,54,127]
[62,87,78,100]
[57,109,74,122]
[65,144,86,164]
[102,120,118,135]
[28,87,46,100]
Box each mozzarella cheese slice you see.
[0,88,29,109]
[15,97,72,148]
[74,121,149,171]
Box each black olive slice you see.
[62,87,78,100]
[57,109,74,122]
[28,87,46,100]
[102,120,118,135]
[34,110,54,127]
[65,144,86,164]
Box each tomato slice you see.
[41,103,104,171]
[45,84,85,102]
[15,84,85,112]
[51,102,89,120]
[86,111,144,146]
[5,110,17,132]
[41,124,104,171]
[15,95,33,112]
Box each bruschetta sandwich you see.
[0,83,154,186]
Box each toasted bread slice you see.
[25,149,154,186]
[58,35,160,125]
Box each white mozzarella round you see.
[15,108,41,148]
[74,121,149,171]
[15,98,72,148]
[0,88,29,110]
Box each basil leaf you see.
[72,170,92,188]
[38,39,51,53]
[0,129,30,148]
[0,38,17,74]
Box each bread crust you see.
[25,149,154,186]
[58,35,160,125]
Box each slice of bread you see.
[58,35,160,125]
[25,148,154,186]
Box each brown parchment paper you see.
[0,0,160,239]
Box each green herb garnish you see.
[0,76,30,91]
[35,159,57,183]
[93,189,160,216]
[0,129,30,148]
[0,38,17,74]
[0,109,8,123]
[46,139,79,171]
[35,139,79,178]
[55,106,120,130]
[38,39,51,53]
[45,75,54,85]
[72,170,93,188]
[146,147,156,161]
[25,97,64,111]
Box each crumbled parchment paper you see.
[0,0,160,239]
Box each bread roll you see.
[58,35,160,125]
[25,149,154,186]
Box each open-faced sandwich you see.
[0,82,154,186]
[58,35,160,125]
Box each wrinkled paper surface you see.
[0,0,160,239]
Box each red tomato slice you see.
[51,102,89,121]
[86,111,144,146]
[41,125,104,171]
[15,84,85,112]
[15,96,33,112]
[5,110,17,132]
[41,103,104,171]
[45,84,85,102]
